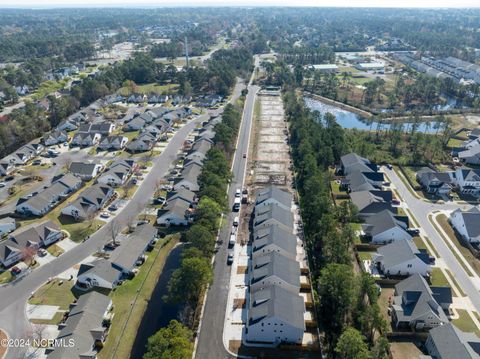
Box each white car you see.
[0,182,5,188]
[100,212,110,219]
[235,188,241,197]
[233,216,239,226]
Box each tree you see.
[319,263,357,346]
[335,327,369,359]
[358,303,386,344]
[165,257,212,306]
[184,224,215,257]
[144,320,193,359]
[109,219,121,245]
[195,197,223,232]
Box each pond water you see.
[304,97,440,133]
[129,244,184,359]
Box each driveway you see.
[384,166,480,314]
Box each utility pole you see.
[185,36,189,68]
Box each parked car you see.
[108,204,118,211]
[153,197,166,205]
[100,212,110,219]
[4,176,14,182]
[391,199,401,205]
[407,228,420,236]
[227,251,234,265]
[32,159,42,166]
[0,182,5,188]
[229,234,236,247]
[235,188,241,197]
[11,266,22,275]
[38,248,47,257]
[243,153,247,158]
[386,164,393,170]
[104,241,120,250]
[233,216,239,226]
[137,219,150,226]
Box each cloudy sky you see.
[1,0,479,8]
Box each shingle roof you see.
[452,207,480,241]
[427,323,480,359]
[48,291,111,359]
[255,186,293,209]
[251,251,300,289]
[254,204,294,230]
[350,190,393,212]
[393,274,449,324]
[69,162,100,176]
[377,239,429,268]
[77,258,122,284]
[253,224,297,255]
[362,209,409,237]
[249,283,305,329]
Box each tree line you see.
[144,104,243,358]
[283,91,389,358]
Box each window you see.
[407,264,412,268]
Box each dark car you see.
[227,251,234,265]
[407,228,420,236]
[4,176,14,182]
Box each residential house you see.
[0,217,15,237]
[0,242,22,268]
[4,143,44,165]
[42,130,68,146]
[166,188,197,206]
[349,190,396,219]
[344,171,384,192]
[174,161,203,192]
[361,209,411,244]
[71,132,102,147]
[255,186,293,212]
[246,283,305,345]
[416,168,453,195]
[157,198,194,226]
[250,251,301,293]
[47,291,113,359]
[373,240,432,276]
[78,122,115,136]
[339,152,378,176]
[76,258,122,290]
[459,145,480,165]
[450,207,480,243]
[197,95,222,108]
[126,133,156,152]
[0,161,14,176]
[61,184,115,220]
[391,274,452,330]
[57,118,80,132]
[109,224,157,273]
[185,138,212,162]
[453,168,480,195]
[69,162,103,181]
[98,135,128,151]
[97,160,135,187]
[16,174,82,216]
[252,224,297,260]
[124,117,146,131]
[425,323,480,359]
[254,204,294,233]
[11,220,63,248]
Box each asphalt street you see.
[0,109,217,359]
[195,81,259,359]
[384,167,480,313]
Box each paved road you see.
[384,167,480,312]
[0,111,216,359]
[195,81,259,359]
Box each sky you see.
[1,0,480,8]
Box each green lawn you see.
[47,243,65,257]
[436,214,480,277]
[30,311,65,325]
[452,309,480,336]
[413,236,427,251]
[30,79,70,100]
[357,252,372,261]
[29,279,77,310]
[0,270,13,285]
[121,130,140,141]
[430,267,450,287]
[99,234,180,359]
[447,138,464,148]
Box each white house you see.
[157,198,193,226]
[0,217,16,237]
[76,258,122,290]
[246,283,305,345]
[69,162,103,181]
[98,135,128,151]
[450,207,480,243]
[0,243,22,268]
[97,160,135,187]
[373,240,432,277]
[361,209,412,244]
[453,168,480,195]
[71,132,101,147]
[42,130,68,146]
[0,161,15,176]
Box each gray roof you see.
[340,152,376,175]
[77,258,122,284]
[459,168,480,182]
[158,197,191,218]
[249,283,305,329]
[10,220,60,248]
[255,186,292,208]
[362,209,409,237]
[346,171,378,192]
[190,138,212,154]
[177,162,202,188]
[417,167,453,185]
[428,323,480,359]
[0,217,15,226]
[393,274,450,324]
[110,224,157,271]
[377,239,429,268]
[69,162,100,177]
[453,207,480,240]
[48,291,112,359]
[251,251,300,289]
[350,190,393,213]
[254,204,294,230]
[167,188,196,204]
[253,224,297,256]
